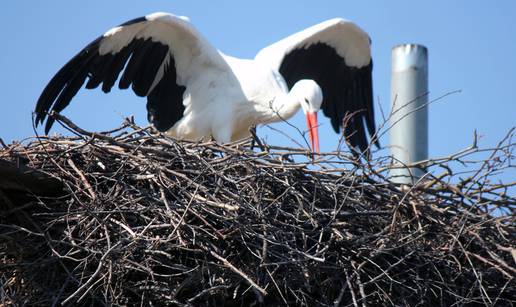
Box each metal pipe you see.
[390,44,428,184]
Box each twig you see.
[209,250,268,296]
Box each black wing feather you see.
[132,42,169,96]
[44,64,92,132]
[85,53,114,89]
[118,39,153,93]
[35,17,186,134]
[35,37,102,127]
[278,43,377,154]
[147,55,186,132]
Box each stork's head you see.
[291,79,323,153]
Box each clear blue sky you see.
[1,1,515,164]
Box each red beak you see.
[305,111,320,153]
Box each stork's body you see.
[168,55,288,143]
[35,13,377,153]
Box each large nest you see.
[1,115,515,306]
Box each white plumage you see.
[35,12,377,153]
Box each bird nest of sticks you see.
[1,114,515,306]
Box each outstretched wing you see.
[35,12,227,133]
[255,18,377,153]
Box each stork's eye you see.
[304,98,309,104]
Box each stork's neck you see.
[260,79,323,123]
[265,93,301,123]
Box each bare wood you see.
[210,250,268,296]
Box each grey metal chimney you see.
[390,44,429,184]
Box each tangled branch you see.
[1,115,514,306]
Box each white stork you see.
[35,12,378,153]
